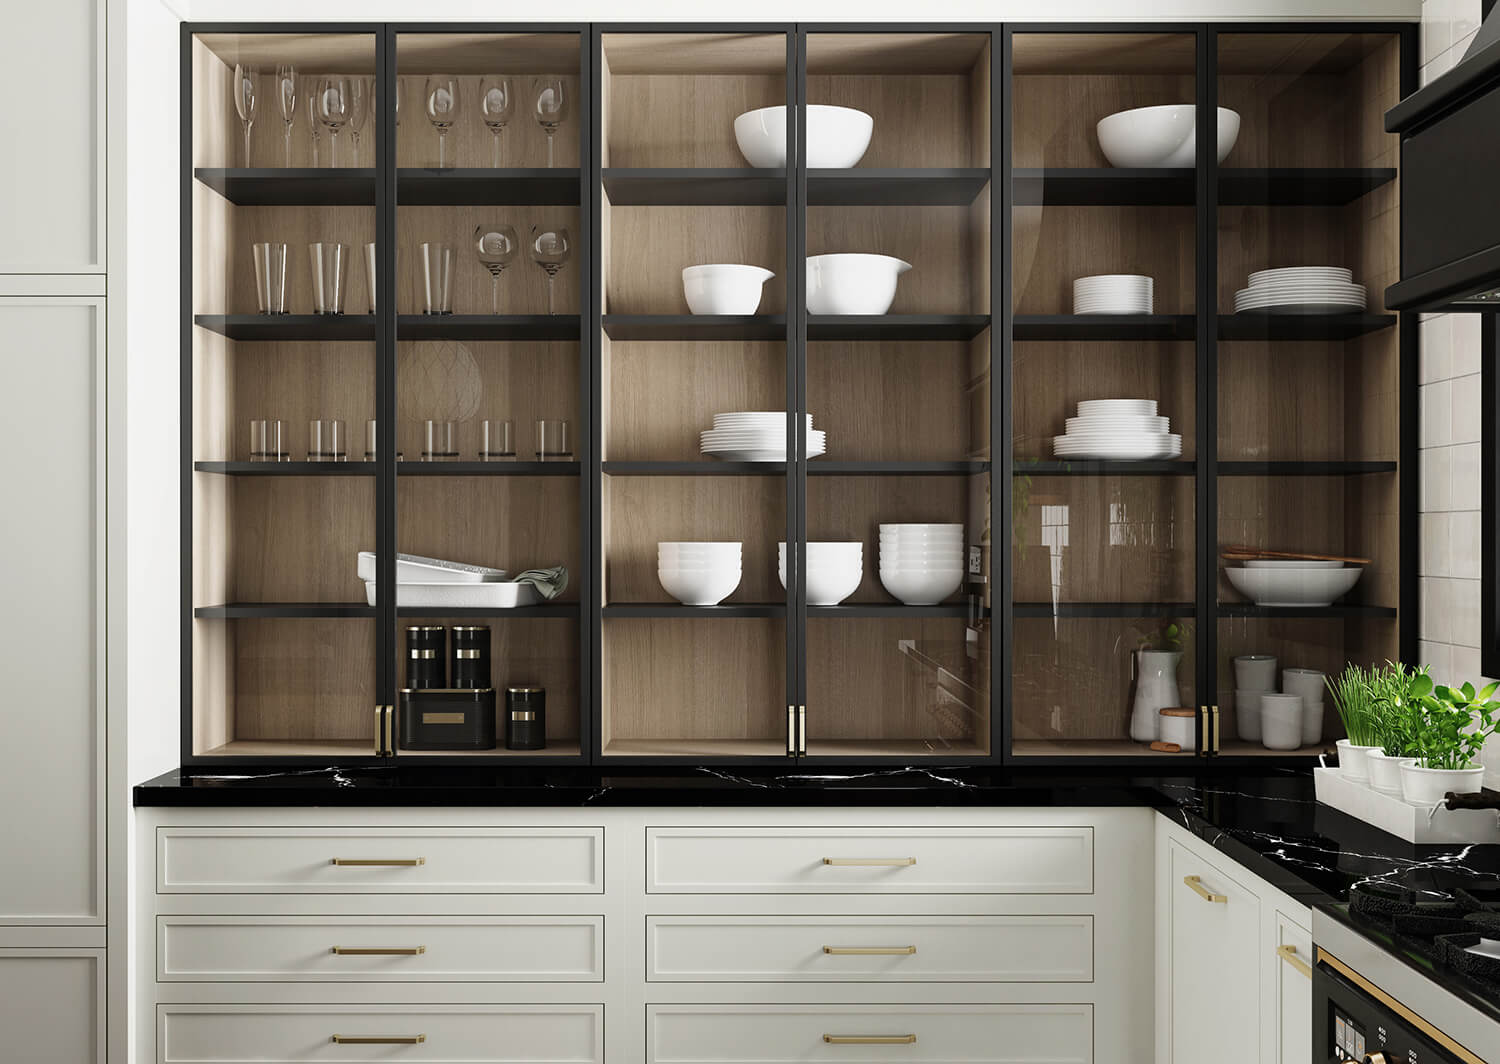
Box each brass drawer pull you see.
[823,945,917,955]
[824,1034,917,1045]
[823,857,917,867]
[330,857,426,867]
[331,1034,426,1045]
[1277,943,1312,979]
[1183,875,1226,903]
[331,946,427,956]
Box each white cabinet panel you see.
[158,915,603,982]
[0,950,104,1064]
[156,826,603,893]
[1275,914,1313,1064]
[646,826,1093,893]
[159,1005,603,1064]
[647,915,1093,982]
[0,298,103,924]
[648,1004,1092,1064]
[0,0,103,272]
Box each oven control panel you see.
[1332,1008,1369,1061]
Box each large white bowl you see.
[682,264,775,315]
[806,253,912,315]
[777,561,864,606]
[1096,105,1240,168]
[879,568,965,605]
[733,104,874,168]
[1224,565,1363,607]
[1243,559,1344,570]
[658,566,742,606]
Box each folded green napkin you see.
[513,565,569,600]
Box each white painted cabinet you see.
[0,949,105,1064]
[1156,817,1312,1064]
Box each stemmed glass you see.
[479,76,513,168]
[347,76,370,167]
[274,65,296,168]
[316,76,352,167]
[233,64,259,167]
[474,223,519,315]
[424,76,460,169]
[532,77,568,168]
[529,226,571,315]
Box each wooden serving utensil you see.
[1220,545,1371,566]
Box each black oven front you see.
[1316,951,1485,1064]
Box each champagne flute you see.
[479,76,513,168]
[274,65,296,168]
[316,75,352,167]
[424,76,460,169]
[474,223,519,315]
[532,77,568,168]
[528,225,571,315]
[306,88,321,167]
[347,76,370,167]
[233,64,259,167]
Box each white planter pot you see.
[1335,739,1380,782]
[1398,761,1487,806]
[1365,751,1414,795]
[1129,650,1182,743]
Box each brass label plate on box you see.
[421,711,466,725]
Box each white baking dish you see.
[363,580,538,608]
[355,551,507,584]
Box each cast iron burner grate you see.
[1348,883,1500,1000]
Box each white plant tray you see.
[356,551,506,584]
[1313,766,1500,844]
[363,580,537,608]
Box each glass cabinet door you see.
[187,31,382,761]
[391,30,588,760]
[1006,30,1201,760]
[1213,30,1406,757]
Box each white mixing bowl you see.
[1095,105,1240,168]
[682,264,775,315]
[806,253,913,315]
[733,105,874,168]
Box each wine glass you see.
[478,76,513,168]
[424,76,460,169]
[306,88,321,167]
[532,77,569,168]
[274,65,296,167]
[528,225,571,315]
[473,223,519,315]
[233,64,259,166]
[316,76,352,167]
[347,76,370,167]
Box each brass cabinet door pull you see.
[331,946,427,956]
[330,1035,426,1045]
[823,1034,918,1045]
[822,857,917,867]
[1276,943,1312,979]
[823,945,917,955]
[330,857,426,867]
[1183,874,1227,903]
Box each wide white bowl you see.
[733,104,874,168]
[682,264,775,315]
[1243,559,1344,569]
[878,567,964,605]
[1096,104,1240,168]
[1224,565,1363,607]
[777,560,864,606]
[779,541,862,556]
[806,253,912,315]
[658,566,742,606]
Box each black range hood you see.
[1386,3,1500,311]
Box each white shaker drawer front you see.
[647,915,1093,981]
[159,1004,602,1064]
[648,1004,1092,1064]
[646,827,1093,893]
[156,827,603,894]
[158,915,603,982]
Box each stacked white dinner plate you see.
[1073,274,1154,315]
[1234,266,1366,315]
[658,541,742,606]
[878,523,965,605]
[700,412,827,463]
[777,541,863,606]
[1052,398,1182,460]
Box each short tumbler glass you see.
[249,418,288,462]
[535,418,572,461]
[308,418,347,461]
[479,418,515,461]
[422,419,458,461]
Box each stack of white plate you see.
[1052,399,1182,460]
[1234,266,1366,315]
[878,524,965,605]
[700,412,827,463]
[1073,274,1154,315]
[777,541,863,606]
[1224,559,1363,607]
[657,542,742,606]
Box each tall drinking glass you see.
[421,242,455,314]
[252,242,289,314]
[308,242,349,315]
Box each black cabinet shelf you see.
[397,314,580,341]
[603,603,786,618]
[1015,460,1195,476]
[603,461,784,475]
[195,167,376,205]
[1216,602,1398,619]
[194,603,375,619]
[602,168,785,205]
[194,314,375,341]
[1013,315,1195,341]
[807,315,990,341]
[1217,460,1397,476]
[808,603,978,618]
[1013,602,1196,618]
[810,460,991,475]
[397,603,581,619]
[398,461,579,475]
[397,167,580,205]
[1012,166,1396,207]
[808,168,990,206]
[1218,313,1397,341]
[1220,167,1398,205]
[194,461,375,475]
[602,315,786,341]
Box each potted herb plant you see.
[1399,680,1500,805]
[1327,664,1382,782]
[1362,663,1428,794]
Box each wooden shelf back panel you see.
[601,33,788,75]
[394,74,581,170]
[397,476,580,598]
[806,74,982,169]
[1013,205,1195,315]
[395,33,581,74]
[1011,33,1197,76]
[196,32,379,72]
[806,33,989,75]
[1012,72,1196,169]
[607,75,785,168]
[228,477,373,603]
[605,205,785,315]
[215,342,377,462]
[808,204,988,314]
[1216,32,1400,76]
[603,476,785,604]
[194,204,375,317]
[396,205,581,316]
[1012,476,1197,604]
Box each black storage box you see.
[398,688,497,750]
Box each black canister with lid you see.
[505,686,546,750]
[406,626,446,689]
[450,625,491,689]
